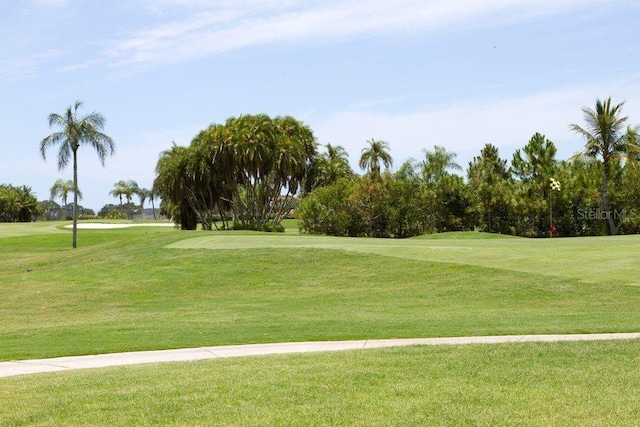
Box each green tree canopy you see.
[153,115,317,231]
[0,184,42,222]
[310,143,354,190]
[421,145,462,186]
[467,144,512,234]
[511,133,558,236]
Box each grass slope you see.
[1,224,639,361]
[168,232,640,284]
[2,340,639,426]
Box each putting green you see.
[167,232,640,285]
[0,222,65,239]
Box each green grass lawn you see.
[2,222,640,424]
[1,223,639,361]
[168,231,640,284]
[2,340,639,426]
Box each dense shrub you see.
[298,176,433,238]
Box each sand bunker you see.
[65,223,175,229]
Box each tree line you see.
[19,97,640,247]
[300,98,640,238]
[150,98,639,237]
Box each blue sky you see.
[1,0,639,211]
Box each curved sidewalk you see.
[2,333,640,379]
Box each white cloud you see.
[91,0,611,69]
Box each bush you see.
[298,176,431,238]
[104,210,127,220]
[297,179,357,236]
[78,214,99,220]
[618,212,640,234]
[231,222,285,233]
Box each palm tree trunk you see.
[72,150,78,249]
[602,165,616,235]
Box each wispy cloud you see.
[79,0,608,70]
[30,0,70,7]
[0,49,66,81]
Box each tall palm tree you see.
[153,144,198,230]
[148,189,158,220]
[40,101,115,248]
[124,180,139,205]
[50,178,82,206]
[570,97,640,235]
[109,180,127,206]
[136,187,151,219]
[359,138,392,178]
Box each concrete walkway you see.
[2,333,639,379]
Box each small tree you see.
[511,133,558,236]
[467,144,513,234]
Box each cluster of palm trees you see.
[0,184,41,222]
[153,114,317,230]
[108,180,155,219]
[305,138,393,193]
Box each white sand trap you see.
[65,223,176,229]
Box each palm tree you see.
[124,180,139,205]
[110,180,138,218]
[50,178,82,206]
[313,143,354,188]
[40,101,115,248]
[136,187,151,219]
[109,180,127,206]
[325,143,349,162]
[570,97,640,235]
[153,144,198,230]
[421,145,462,185]
[149,189,158,220]
[359,138,392,178]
